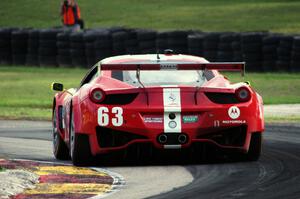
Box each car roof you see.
[99,54,209,65]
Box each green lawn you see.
[265,115,300,124]
[0,0,300,33]
[0,66,299,121]
[225,72,300,104]
[0,66,86,120]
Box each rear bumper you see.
[85,124,256,155]
[73,91,264,156]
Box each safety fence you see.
[0,27,299,72]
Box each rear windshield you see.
[112,70,208,86]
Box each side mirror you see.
[245,81,251,86]
[51,82,64,91]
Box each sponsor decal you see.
[182,115,198,123]
[228,106,240,119]
[222,120,246,124]
[160,64,177,70]
[214,120,220,127]
[144,117,163,123]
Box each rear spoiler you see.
[100,62,245,106]
[100,62,246,76]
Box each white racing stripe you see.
[163,88,182,133]
[163,88,182,149]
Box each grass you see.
[0,66,86,120]
[0,0,300,33]
[0,66,300,121]
[0,167,4,172]
[265,115,300,124]
[224,72,300,104]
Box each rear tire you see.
[52,108,70,160]
[245,132,262,161]
[69,107,93,166]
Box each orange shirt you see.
[62,5,81,25]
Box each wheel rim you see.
[70,112,75,159]
[52,109,58,152]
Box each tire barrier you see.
[57,31,72,67]
[167,30,189,54]
[0,28,16,65]
[0,27,300,71]
[217,33,235,62]
[39,29,61,67]
[11,29,29,65]
[291,36,300,72]
[187,32,204,57]
[262,34,281,71]
[231,34,243,62]
[137,30,157,54]
[110,27,128,56]
[241,32,266,71]
[26,29,40,66]
[156,31,169,53]
[125,29,139,54]
[203,32,221,62]
[70,31,87,67]
[276,35,293,71]
[94,30,112,63]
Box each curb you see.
[0,159,124,199]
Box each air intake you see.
[205,92,239,104]
[101,93,138,105]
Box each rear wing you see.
[100,62,246,76]
[100,61,245,106]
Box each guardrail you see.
[0,27,299,72]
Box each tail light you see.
[90,88,106,103]
[235,87,251,102]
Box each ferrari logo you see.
[163,88,180,108]
[228,106,240,119]
[169,92,176,102]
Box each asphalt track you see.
[0,121,300,199]
[0,120,193,199]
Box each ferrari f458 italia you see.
[51,52,264,165]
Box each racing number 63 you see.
[98,107,123,127]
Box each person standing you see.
[60,0,82,31]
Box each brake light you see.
[235,87,251,102]
[90,88,106,103]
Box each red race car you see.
[51,52,264,166]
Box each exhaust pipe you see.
[158,134,168,144]
[178,134,187,144]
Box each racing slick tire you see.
[245,132,262,161]
[69,107,93,166]
[52,108,70,160]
